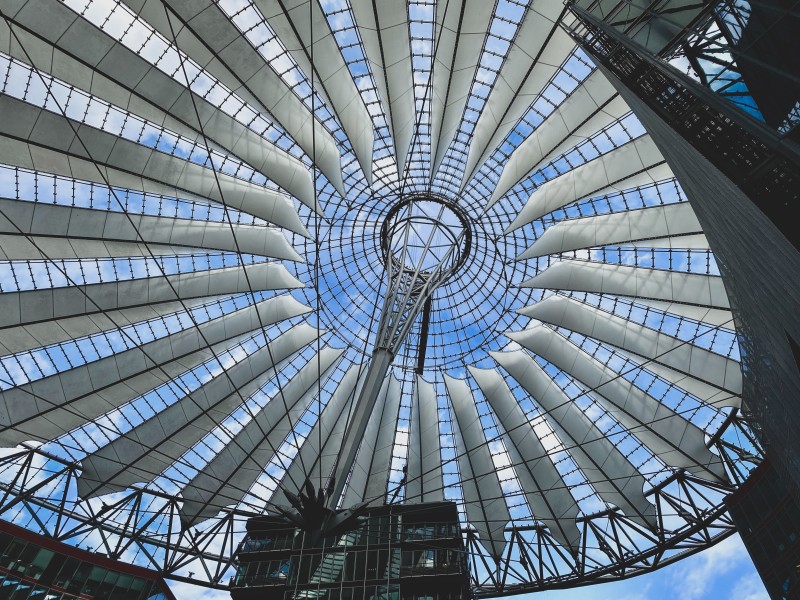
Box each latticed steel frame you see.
[0,0,768,595]
[374,196,471,355]
[0,414,760,592]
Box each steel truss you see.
[671,3,753,103]
[326,195,473,507]
[0,414,760,595]
[662,0,800,133]
[563,2,800,252]
[0,0,768,596]
[375,196,472,356]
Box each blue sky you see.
[167,533,767,600]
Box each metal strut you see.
[327,196,471,507]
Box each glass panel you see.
[0,534,13,564]
[53,557,81,590]
[65,562,92,593]
[0,574,21,599]
[13,543,39,577]
[82,566,107,597]
[1,542,26,572]
[126,576,146,600]
[8,580,33,600]
[29,549,54,580]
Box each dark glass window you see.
[53,557,81,589]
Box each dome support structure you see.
[327,197,472,507]
[0,0,778,595]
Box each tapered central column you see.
[329,197,471,506]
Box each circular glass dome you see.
[380,197,471,275]
[0,0,761,595]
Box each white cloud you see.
[670,534,751,600]
[612,586,652,600]
[730,572,769,600]
[167,580,230,599]
[531,579,652,600]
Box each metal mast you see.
[328,197,471,506]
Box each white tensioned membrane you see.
[0,0,759,594]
